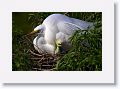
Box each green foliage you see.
[55,27,102,71]
[12,23,33,71]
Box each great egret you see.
[29,14,94,54]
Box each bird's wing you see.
[57,21,83,35]
[70,18,94,30]
[57,19,94,35]
[57,21,89,35]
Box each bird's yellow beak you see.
[57,43,62,47]
[56,39,62,47]
[27,30,39,36]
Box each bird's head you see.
[55,39,62,54]
[27,25,45,35]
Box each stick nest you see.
[23,35,60,71]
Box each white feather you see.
[33,14,94,54]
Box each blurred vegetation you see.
[56,28,102,71]
[12,12,102,71]
[12,21,33,71]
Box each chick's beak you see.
[58,43,62,47]
[56,39,62,47]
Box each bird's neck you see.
[55,45,60,54]
[44,28,56,45]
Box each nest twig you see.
[29,49,42,57]
[22,35,60,71]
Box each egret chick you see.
[55,39,62,54]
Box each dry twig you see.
[29,49,42,57]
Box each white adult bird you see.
[29,14,94,54]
